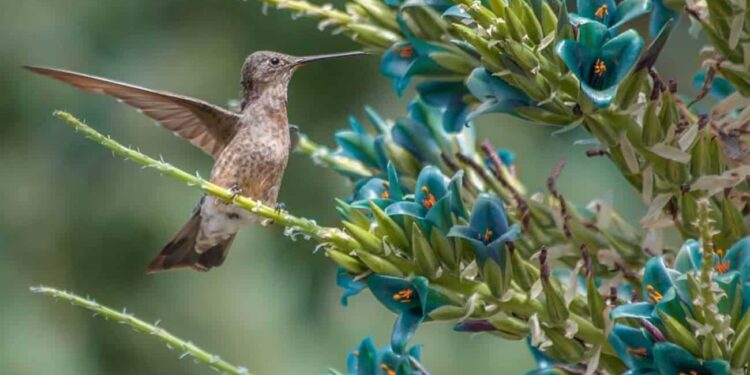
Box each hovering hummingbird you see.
[26,50,367,273]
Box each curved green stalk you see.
[30,286,250,375]
[53,111,358,250]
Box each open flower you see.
[337,337,425,375]
[416,81,471,133]
[334,112,389,175]
[350,164,404,210]
[570,0,653,34]
[367,275,451,352]
[338,272,452,353]
[556,22,644,108]
[385,166,465,232]
[448,193,519,267]
[465,67,532,122]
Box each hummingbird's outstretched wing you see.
[25,66,240,158]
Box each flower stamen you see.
[646,285,662,303]
[593,59,607,76]
[398,46,414,59]
[381,364,396,375]
[594,5,608,19]
[421,186,437,209]
[483,228,493,242]
[392,288,414,303]
[626,347,648,359]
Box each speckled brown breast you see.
[210,116,290,205]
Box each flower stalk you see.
[30,286,250,375]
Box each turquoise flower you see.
[610,322,731,375]
[448,193,519,267]
[338,272,452,353]
[650,0,680,38]
[385,166,465,233]
[336,268,367,307]
[367,275,450,352]
[334,110,390,177]
[337,337,425,375]
[465,68,532,122]
[556,22,644,108]
[652,343,729,375]
[416,81,471,133]
[350,164,404,210]
[570,0,653,34]
[380,16,453,95]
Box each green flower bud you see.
[483,256,512,298]
[428,51,476,75]
[503,6,527,42]
[428,305,469,320]
[657,309,702,357]
[431,228,459,270]
[616,69,647,110]
[542,326,586,362]
[539,2,557,36]
[411,223,440,278]
[343,221,383,255]
[642,100,664,147]
[355,250,404,277]
[327,248,367,274]
[489,315,530,339]
[542,277,569,324]
[369,202,410,249]
[384,142,421,178]
[731,323,750,368]
[586,276,605,329]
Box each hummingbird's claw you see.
[228,184,243,201]
[274,202,286,214]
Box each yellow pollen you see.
[398,46,414,59]
[392,288,414,303]
[421,186,437,209]
[647,284,662,303]
[716,248,725,257]
[594,5,608,19]
[381,364,396,375]
[626,347,648,359]
[594,59,607,76]
[381,190,391,199]
[483,228,493,242]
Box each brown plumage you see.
[26,50,366,273]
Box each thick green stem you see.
[31,286,250,375]
[54,111,358,250]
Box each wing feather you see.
[26,66,240,158]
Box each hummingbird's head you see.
[240,50,368,90]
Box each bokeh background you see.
[0,1,700,374]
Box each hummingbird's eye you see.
[270,57,280,66]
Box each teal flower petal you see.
[653,343,730,375]
[610,0,653,30]
[650,0,680,39]
[465,68,532,119]
[417,81,471,133]
[386,201,427,218]
[576,0,617,25]
[609,324,657,371]
[391,312,423,354]
[337,269,367,307]
[643,257,674,300]
[414,166,449,205]
[673,239,703,273]
[611,302,656,320]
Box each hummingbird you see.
[26,50,367,273]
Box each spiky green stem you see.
[54,111,358,250]
[31,286,250,375]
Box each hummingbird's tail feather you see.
[146,201,236,273]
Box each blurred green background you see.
[0,1,699,374]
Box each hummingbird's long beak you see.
[294,51,369,66]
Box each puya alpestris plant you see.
[34,0,750,374]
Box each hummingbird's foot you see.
[274,202,286,214]
[228,184,243,201]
